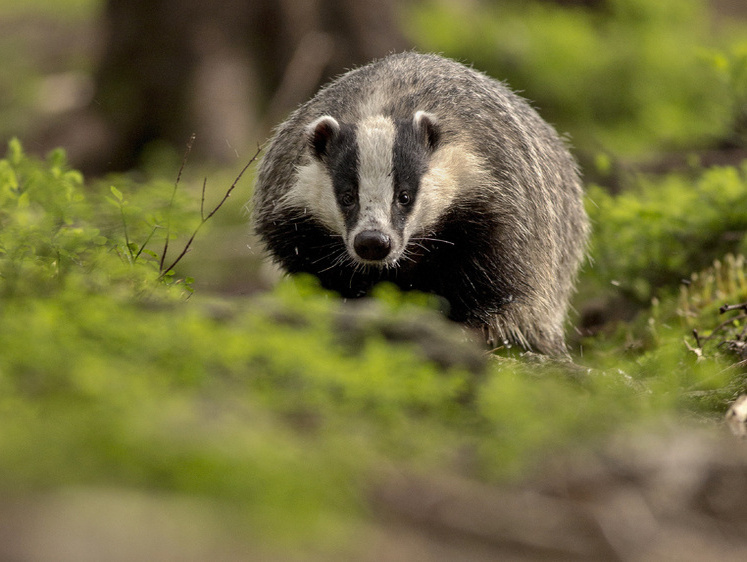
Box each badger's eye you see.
[340,192,355,207]
[397,191,412,206]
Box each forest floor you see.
[2,3,747,561]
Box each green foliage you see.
[577,251,747,414]
[0,139,197,298]
[0,139,105,296]
[0,291,361,542]
[586,164,747,302]
[577,163,747,408]
[579,164,747,410]
[676,255,747,401]
[404,0,734,156]
[2,140,747,552]
[706,41,747,146]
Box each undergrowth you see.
[587,163,747,303]
[1,140,746,553]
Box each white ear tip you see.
[413,110,440,150]
[307,115,340,135]
[307,115,340,159]
[414,110,437,126]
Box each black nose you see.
[353,230,392,261]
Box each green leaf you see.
[7,137,23,166]
[110,185,124,203]
[17,191,29,209]
[0,160,19,193]
[140,249,158,260]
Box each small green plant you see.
[586,163,747,303]
[104,136,262,292]
[156,140,261,283]
[0,138,260,298]
[0,139,105,296]
[705,43,747,147]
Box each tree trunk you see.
[60,0,410,173]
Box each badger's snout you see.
[353,230,391,261]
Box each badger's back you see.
[253,52,589,355]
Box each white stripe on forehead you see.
[355,116,396,229]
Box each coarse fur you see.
[252,52,589,355]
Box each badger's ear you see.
[413,110,440,152]
[306,115,340,160]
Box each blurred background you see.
[4,0,747,172]
[5,0,747,296]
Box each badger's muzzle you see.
[353,230,391,261]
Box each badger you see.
[252,52,589,355]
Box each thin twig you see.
[720,302,747,314]
[200,177,207,220]
[120,204,133,263]
[692,328,702,349]
[158,143,263,279]
[160,133,196,272]
[134,225,161,261]
[203,143,262,222]
[697,312,747,343]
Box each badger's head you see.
[286,111,447,268]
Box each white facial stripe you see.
[355,116,396,230]
[283,161,345,233]
[408,144,490,235]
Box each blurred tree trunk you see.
[62,0,410,173]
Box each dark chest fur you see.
[258,203,524,327]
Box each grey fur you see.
[252,52,589,355]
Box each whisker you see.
[310,246,346,266]
[316,256,344,273]
[318,249,355,273]
[410,236,455,246]
[310,244,344,263]
[398,253,417,265]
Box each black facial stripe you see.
[326,123,360,229]
[392,119,430,231]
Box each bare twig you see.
[697,313,747,343]
[118,202,134,263]
[720,302,747,314]
[200,177,207,220]
[134,225,161,262]
[692,328,702,349]
[160,133,196,272]
[158,143,263,279]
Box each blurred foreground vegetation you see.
[2,0,747,558]
[2,136,747,555]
